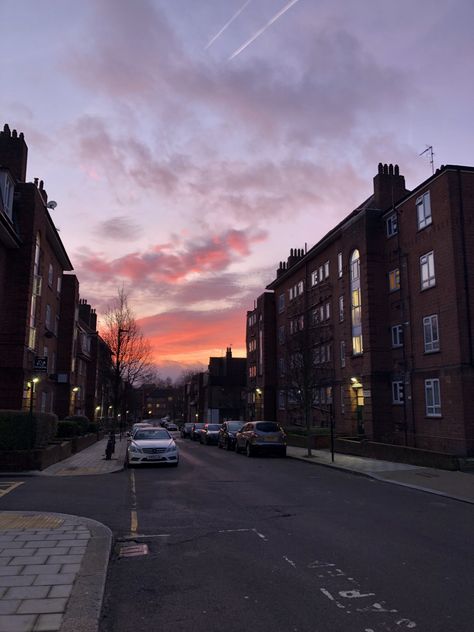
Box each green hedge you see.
[285,425,331,437]
[0,410,58,450]
[57,417,97,438]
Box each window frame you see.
[391,324,404,348]
[423,314,440,353]
[386,212,398,237]
[425,378,441,417]
[420,251,436,290]
[392,380,404,405]
[417,191,432,230]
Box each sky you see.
[1,0,473,379]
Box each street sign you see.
[33,356,48,372]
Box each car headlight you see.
[129,444,142,453]
[166,444,177,453]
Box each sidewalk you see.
[287,446,474,504]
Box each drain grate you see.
[118,543,149,558]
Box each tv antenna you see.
[419,145,434,174]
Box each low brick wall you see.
[287,434,330,449]
[0,433,99,471]
[335,438,460,470]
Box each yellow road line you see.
[129,469,138,536]
[0,482,24,498]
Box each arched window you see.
[350,249,363,355]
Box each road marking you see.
[119,543,149,558]
[253,528,268,542]
[0,482,24,498]
[283,556,296,568]
[219,528,252,534]
[129,469,138,536]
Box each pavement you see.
[0,435,473,631]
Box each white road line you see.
[283,556,296,568]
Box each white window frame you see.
[420,251,435,290]
[340,340,345,367]
[339,295,344,322]
[337,252,343,278]
[423,314,440,353]
[324,261,330,279]
[417,191,432,230]
[386,212,398,237]
[48,264,54,287]
[311,270,318,286]
[392,381,404,405]
[425,378,441,416]
[325,302,330,320]
[389,268,400,292]
[391,324,403,348]
[297,280,304,295]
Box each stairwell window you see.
[420,251,435,290]
[417,191,432,230]
[386,213,398,237]
[350,250,363,355]
[425,378,441,416]
[389,268,400,292]
[392,381,404,404]
[391,324,403,348]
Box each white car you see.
[127,428,179,466]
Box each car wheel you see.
[246,443,254,458]
[280,447,287,458]
[235,442,241,454]
[226,439,232,451]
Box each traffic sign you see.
[34,356,48,372]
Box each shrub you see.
[64,415,90,435]
[0,410,58,450]
[57,420,80,438]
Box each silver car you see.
[235,421,287,457]
[127,428,179,466]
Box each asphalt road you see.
[1,436,473,631]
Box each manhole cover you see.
[119,543,149,558]
[0,514,64,529]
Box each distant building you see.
[249,163,474,456]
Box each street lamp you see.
[28,377,40,417]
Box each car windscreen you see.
[255,422,280,433]
[227,422,242,431]
[207,424,221,430]
[134,430,170,440]
[194,424,205,429]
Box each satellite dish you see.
[47,201,58,209]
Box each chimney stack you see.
[0,124,28,183]
[373,163,407,210]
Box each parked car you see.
[199,423,221,445]
[129,422,154,437]
[191,423,205,441]
[127,427,179,466]
[235,421,287,457]
[218,420,243,450]
[181,422,194,438]
[166,423,178,432]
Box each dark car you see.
[191,423,205,441]
[181,422,194,438]
[235,421,287,457]
[217,420,243,450]
[199,423,221,445]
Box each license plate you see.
[264,437,278,442]
[147,455,164,460]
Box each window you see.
[45,304,52,330]
[420,251,435,289]
[386,213,398,237]
[311,270,318,286]
[425,379,441,416]
[278,293,285,313]
[339,296,344,322]
[278,325,285,344]
[319,265,324,282]
[350,250,363,354]
[389,268,400,292]
[278,391,286,410]
[297,280,304,295]
[278,357,286,377]
[340,385,345,414]
[248,313,257,327]
[324,261,329,279]
[325,302,330,320]
[391,324,403,348]
[337,252,343,278]
[47,264,53,287]
[417,191,432,230]
[248,365,257,378]
[423,315,440,352]
[340,340,345,367]
[57,275,62,295]
[392,381,404,404]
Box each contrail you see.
[229,0,300,60]
[205,0,253,50]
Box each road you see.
[1,435,473,631]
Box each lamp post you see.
[72,386,80,415]
[28,377,40,418]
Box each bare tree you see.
[101,288,152,427]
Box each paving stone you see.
[44,535,79,541]
[9,556,47,566]
[48,585,72,599]
[68,547,86,556]
[0,557,12,566]
[0,549,34,558]
[17,597,67,615]
[47,555,82,565]
[34,613,62,631]
[13,535,49,542]
[0,536,16,543]
[0,614,37,631]
[60,564,81,574]
[0,600,21,614]
[0,567,21,577]
[4,586,49,600]
[0,576,35,587]
[33,574,75,586]
[21,564,61,576]
[76,533,90,540]
[22,542,57,549]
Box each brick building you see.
[249,163,474,456]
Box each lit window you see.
[391,324,403,348]
[389,268,400,292]
[417,191,432,230]
[392,381,404,404]
[425,379,441,416]
[386,212,398,237]
[420,251,435,289]
[423,315,440,352]
[350,250,363,355]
